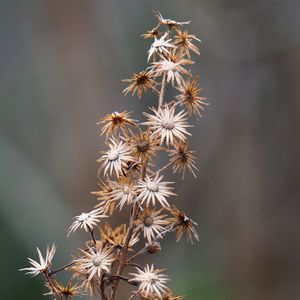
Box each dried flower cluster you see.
[20,11,207,300]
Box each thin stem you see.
[48,262,75,276]
[127,247,147,263]
[150,161,173,178]
[88,226,97,244]
[112,162,148,299]
[158,73,166,109]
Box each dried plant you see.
[20,11,208,300]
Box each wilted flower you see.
[109,176,137,210]
[74,245,115,281]
[167,206,199,243]
[137,173,175,207]
[136,208,169,243]
[147,33,174,62]
[174,29,201,58]
[153,10,190,29]
[142,26,160,39]
[143,106,192,146]
[20,244,56,276]
[98,138,135,177]
[176,76,208,118]
[100,223,139,250]
[130,264,169,299]
[168,141,198,179]
[151,53,193,87]
[123,70,156,99]
[44,279,83,299]
[97,111,137,137]
[68,208,108,236]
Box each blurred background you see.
[1,0,299,299]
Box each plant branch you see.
[158,73,167,109]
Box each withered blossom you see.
[123,70,156,99]
[176,76,208,118]
[135,208,169,243]
[136,173,175,207]
[168,141,198,179]
[98,138,136,177]
[153,10,190,29]
[20,244,56,277]
[147,33,175,62]
[67,208,108,236]
[143,106,192,146]
[97,111,137,137]
[174,29,201,58]
[167,206,199,243]
[129,264,169,299]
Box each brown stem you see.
[88,226,97,244]
[48,262,75,276]
[112,162,148,299]
[158,73,166,109]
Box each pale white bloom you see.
[147,33,174,62]
[136,173,175,207]
[129,264,169,299]
[110,177,137,210]
[143,106,192,146]
[97,138,135,177]
[68,208,108,236]
[152,56,193,87]
[136,208,169,243]
[75,246,114,281]
[19,244,56,276]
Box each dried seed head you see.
[122,70,156,99]
[147,241,162,254]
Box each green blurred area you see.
[1,0,300,299]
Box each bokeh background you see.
[1,0,300,299]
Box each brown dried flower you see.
[167,206,199,243]
[97,111,137,137]
[123,70,156,99]
[176,76,208,118]
[168,141,198,179]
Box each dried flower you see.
[74,245,115,281]
[168,141,198,179]
[151,53,193,87]
[135,208,169,243]
[146,241,162,254]
[143,106,192,146]
[174,29,201,58]
[130,264,169,299]
[97,111,137,137]
[136,173,175,207]
[127,129,161,162]
[19,244,56,276]
[98,138,135,177]
[68,208,108,236]
[176,76,208,118]
[100,223,139,250]
[167,206,199,243]
[123,70,156,99]
[153,10,190,29]
[92,180,117,215]
[44,279,83,299]
[108,175,137,210]
[147,33,175,62]
[142,26,160,39]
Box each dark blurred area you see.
[1,0,299,299]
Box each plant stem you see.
[112,161,148,299]
[159,73,166,109]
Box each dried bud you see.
[147,241,161,254]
